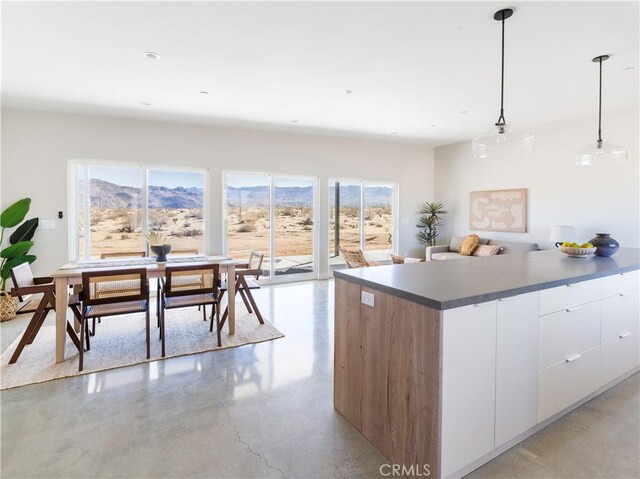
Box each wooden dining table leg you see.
[227,264,235,335]
[55,276,69,363]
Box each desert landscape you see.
[79,207,204,259]
[79,178,393,268]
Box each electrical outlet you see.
[39,220,56,230]
[361,291,375,307]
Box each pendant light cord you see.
[598,58,603,143]
[496,13,506,127]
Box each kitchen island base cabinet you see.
[333,279,443,478]
[334,261,640,479]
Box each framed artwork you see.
[469,188,527,233]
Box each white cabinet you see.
[538,345,601,422]
[600,288,640,385]
[538,301,601,370]
[601,270,640,298]
[601,290,640,343]
[441,301,497,478]
[439,269,639,478]
[495,293,539,447]
[601,329,640,384]
[539,279,601,316]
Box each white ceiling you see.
[1,1,638,146]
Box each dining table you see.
[51,255,238,363]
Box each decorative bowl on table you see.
[559,246,597,258]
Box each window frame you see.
[328,177,399,262]
[67,159,210,262]
[222,170,320,282]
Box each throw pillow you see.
[449,236,465,252]
[472,244,502,257]
[459,234,480,256]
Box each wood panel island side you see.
[333,248,640,479]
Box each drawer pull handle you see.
[620,331,631,339]
[620,292,631,297]
[566,306,582,312]
[498,296,519,302]
[565,353,582,362]
[473,301,496,307]
[566,284,577,288]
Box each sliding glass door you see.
[273,176,315,276]
[224,172,317,280]
[363,182,395,260]
[329,178,396,267]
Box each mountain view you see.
[226,184,392,207]
[86,179,203,209]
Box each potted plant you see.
[1,198,39,321]
[416,202,447,247]
[146,232,172,262]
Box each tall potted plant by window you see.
[0,198,39,321]
[416,202,447,247]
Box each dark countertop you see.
[334,248,640,310]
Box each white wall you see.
[0,107,435,277]
[434,106,640,250]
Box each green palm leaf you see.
[0,198,31,228]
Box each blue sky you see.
[90,166,204,189]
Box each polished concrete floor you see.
[1,280,639,478]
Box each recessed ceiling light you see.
[623,66,635,71]
[430,124,437,127]
[290,120,299,123]
[143,52,160,60]
[200,91,209,95]
[391,132,399,135]
[345,89,354,94]
[141,102,152,106]
[459,110,469,114]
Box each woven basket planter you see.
[0,292,17,321]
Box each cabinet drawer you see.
[600,329,640,386]
[538,300,601,370]
[600,270,640,298]
[539,279,601,316]
[538,345,600,422]
[601,290,640,343]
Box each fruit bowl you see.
[559,246,597,258]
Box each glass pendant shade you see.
[575,140,628,166]
[577,55,627,166]
[473,9,533,159]
[472,123,535,159]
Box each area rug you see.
[0,309,283,390]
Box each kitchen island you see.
[333,248,640,478]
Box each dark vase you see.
[589,233,619,257]
[150,244,172,262]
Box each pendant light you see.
[575,55,627,166]
[472,9,534,159]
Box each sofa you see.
[426,235,539,261]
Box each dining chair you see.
[8,263,85,364]
[80,268,150,371]
[391,254,405,264]
[218,251,265,328]
[92,251,147,336]
[155,249,205,326]
[159,264,221,356]
[340,248,378,268]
